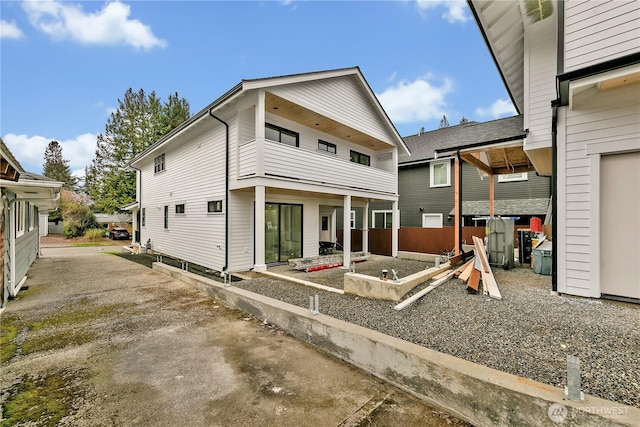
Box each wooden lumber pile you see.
[465,236,502,300]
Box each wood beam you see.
[460,153,493,175]
[493,165,535,175]
[489,174,495,216]
[454,156,460,255]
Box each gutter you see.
[208,108,230,277]
[434,133,528,157]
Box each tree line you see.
[42,88,190,236]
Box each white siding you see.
[270,75,396,146]
[559,84,640,296]
[140,119,227,271]
[227,191,254,272]
[524,16,556,151]
[564,0,640,72]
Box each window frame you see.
[154,153,166,174]
[372,210,394,229]
[349,210,356,229]
[16,201,25,237]
[350,150,370,167]
[175,203,186,215]
[163,205,169,229]
[318,139,337,154]
[430,160,451,188]
[207,200,223,214]
[422,213,444,228]
[265,123,299,147]
[498,172,528,182]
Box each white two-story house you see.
[469,0,640,301]
[127,67,409,277]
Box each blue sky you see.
[1,0,515,177]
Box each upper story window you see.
[350,150,370,166]
[498,172,528,182]
[430,160,450,187]
[265,123,299,147]
[154,153,165,174]
[318,140,337,154]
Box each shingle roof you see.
[400,115,525,165]
[448,198,550,217]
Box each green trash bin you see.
[533,241,552,275]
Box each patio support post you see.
[454,154,461,255]
[392,200,399,257]
[256,90,266,176]
[343,195,351,268]
[363,202,369,254]
[254,185,267,272]
[489,174,495,216]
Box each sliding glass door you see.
[265,203,302,263]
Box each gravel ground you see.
[234,257,640,408]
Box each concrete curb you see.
[153,262,639,427]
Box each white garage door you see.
[600,151,640,300]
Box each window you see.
[16,201,25,236]
[141,208,146,226]
[175,203,185,214]
[349,210,356,229]
[26,202,32,231]
[350,150,370,166]
[498,172,528,182]
[154,153,165,173]
[318,140,337,154]
[321,216,329,231]
[265,123,299,147]
[207,200,223,213]
[163,205,169,229]
[422,213,443,228]
[430,160,450,187]
[373,210,393,229]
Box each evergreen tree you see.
[87,88,190,213]
[439,115,450,128]
[459,116,469,125]
[43,140,76,189]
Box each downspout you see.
[551,100,559,292]
[208,108,229,277]
[456,150,463,253]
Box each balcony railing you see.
[237,139,397,194]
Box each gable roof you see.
[130,66,409,165]
[449,198,550,217]
[400,115,525,166]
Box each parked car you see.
[109,228,130,240]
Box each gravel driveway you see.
[236,257,640,408]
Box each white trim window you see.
[154,153,165,174]
[372,210,393,229]
[422,213,443,228]
[16,201,25,237]
[350,210,356,229]
[207,200,223,214]
[430,160,450,187]
[499,172,528,182]
[175,203,186,215]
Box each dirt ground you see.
[0,245,471,426]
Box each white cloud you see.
[3,133,97,175]
[376,75,453,124]
[475,98,517,119]
[416,0,468,23]
[0,20,25,39]
[22,0,166,51]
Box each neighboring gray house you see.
[368,115,551,229]
[1,140,62,307]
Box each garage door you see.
[600,151,640,299]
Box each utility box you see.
[533,241,553,275]
[487,218,515,270]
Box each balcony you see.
[236,139,397,195]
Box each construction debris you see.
[394,271,456,311]
[472,236,502,300]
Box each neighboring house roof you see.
[1,138,24,181]
[95,213,132,223]
[129,66,410,166]
[399,115,525,166]
[448,198,550,217]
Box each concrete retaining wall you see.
[154,262,639,427]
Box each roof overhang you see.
[121,201,139,211]
[435,135,533,176]
[1,178,63,210]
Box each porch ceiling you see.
[265,92,391,151]
[458,142,534,176]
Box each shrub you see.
[62,204,97,238]
[84,228,105,241]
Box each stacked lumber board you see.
[469,236,502,300]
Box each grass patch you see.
[1,316,19,363]
[71,241,117,247]
[1,370,85,427]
